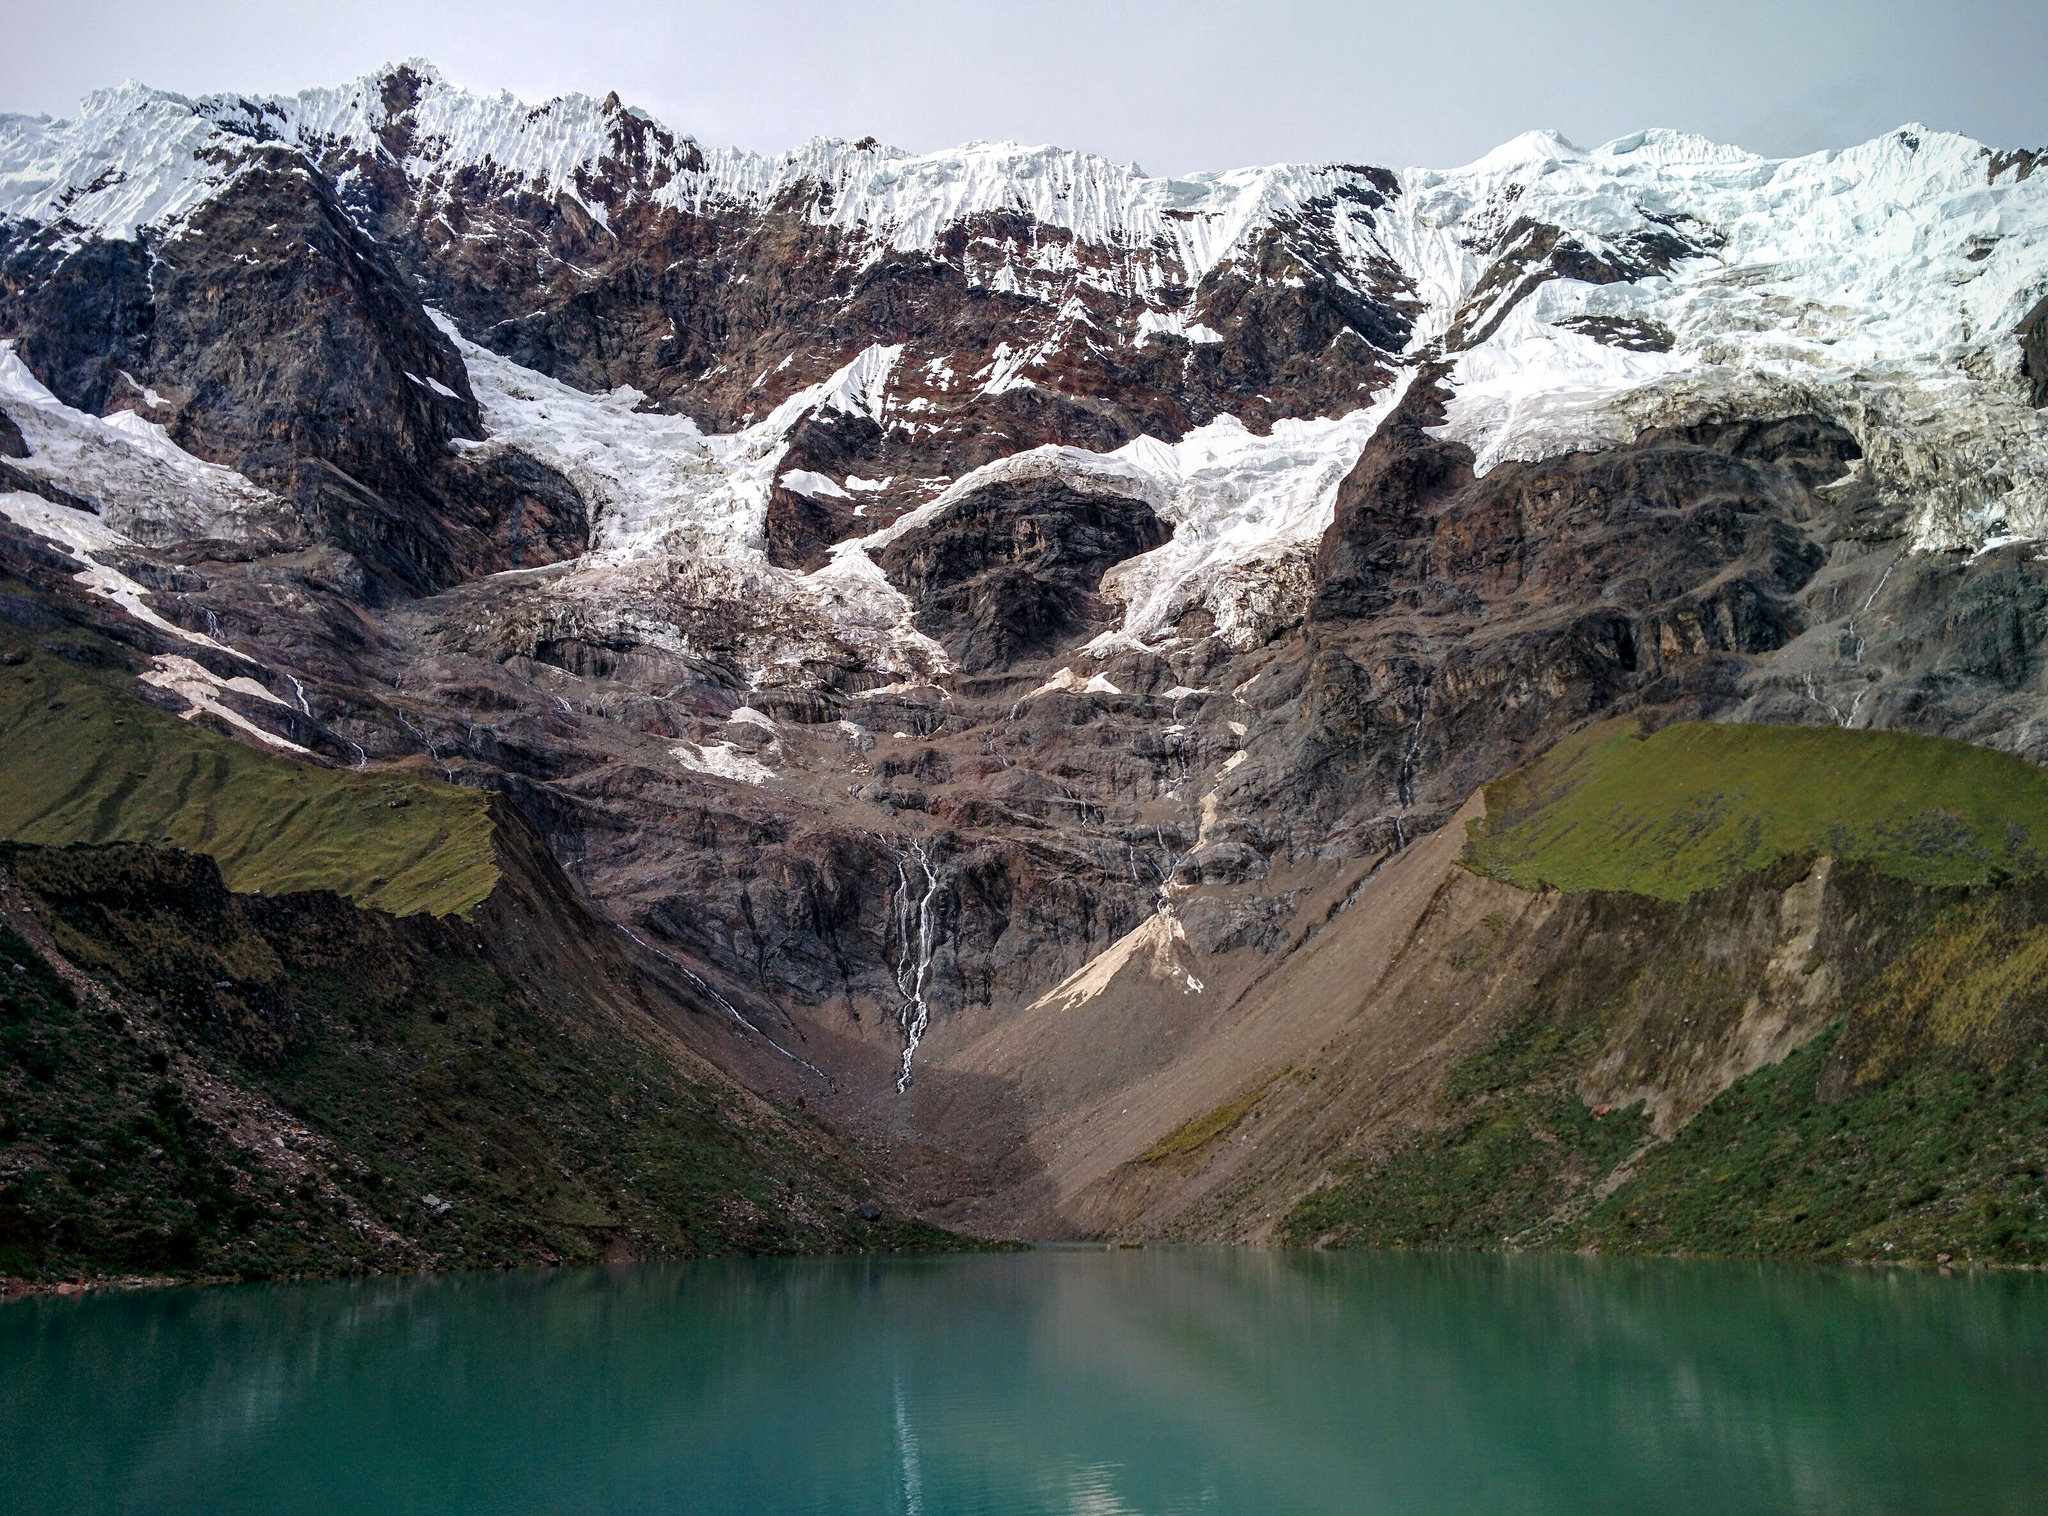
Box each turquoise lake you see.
[3,1248,2044,1514]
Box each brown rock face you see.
[0,145,587,598]
[370,189,1410,446]
[0,232,155,415]
[878,478,1170,671]
[1309,377,1478,623]
[436,449,592,577]
[764,409,887,570]
[1262,381,1850,853]
[2020,291,2048,408]
[149,150,483,491]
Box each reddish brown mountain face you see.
[4,64,2047,1236]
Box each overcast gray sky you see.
[5,1,2044,173]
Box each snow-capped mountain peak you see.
[4,61,2047,631]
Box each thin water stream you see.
[892,838,941,1092]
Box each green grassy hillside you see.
[1285,1000,2048,1265]
[1466,719,2048,899]
[1,846,970,1282]
[0,633,495,917]
[1284,721,2048,1266]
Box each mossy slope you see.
[1466,719,2048,900]
[0,635,494,917]
[0,843,971,1283]
[1285,972,2048,1266]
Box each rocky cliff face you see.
[3,62,2048,1249]
[1,122,587,597]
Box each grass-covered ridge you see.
[1466,719,2048,900]
[0,637,495,917]
[1277,719,2048,1264]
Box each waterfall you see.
[891,838,941,1094]
[1151,824,1184,904]
[1396,677,1431,811]
[1847,548,1905,667]
[1392,673,1433,850]
[396,710,457,782]
[611,921,834,1089]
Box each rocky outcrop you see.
[1309,375,1476,622]
[878,477,1170,670]
[145,152,480,495]
[764,409,887,569]
[1269,383,1850,852]
[0,233,155,416]
[2022,292,2048,408]
[435,447,590,576]
[1,144,588,597]
[1441,213,1719,350]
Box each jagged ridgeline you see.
[1282,721,2048,1265]
[0,620,972,1281]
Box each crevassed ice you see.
[0,340,291,546]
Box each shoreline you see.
[7,1243,2036,1305]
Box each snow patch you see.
[0,490,240,652]
[670,739,775,785]
[140,655,306,754]
[0,342,294,547]
[438,313,909,569]
[1026,667,1122,698]
[780,469,850,500]
[1081,374,1416,653]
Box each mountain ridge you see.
[3,60,2048,1271]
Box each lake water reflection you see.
[3,1248,2043,1514]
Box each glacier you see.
[3,62,2047,672]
